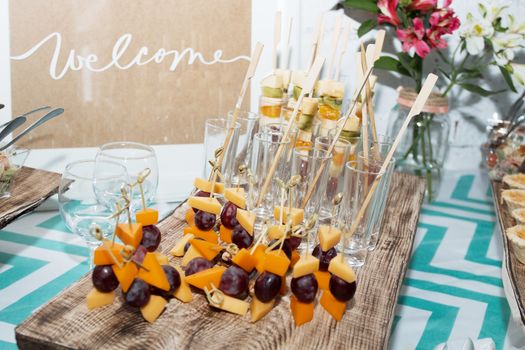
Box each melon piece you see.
[137,253,171,291]
[94,240,124,266]
[187,196,222,215]
[183,226,218,243]
[173,266,192,303]
[290,250,300,268]
[140,295,167,323]
[273,207,304,226]
[171,234,194,257]
[185,209,195,226]
[185,266,226,290]
[268,225,286,240]
[193,177,224,194]
[263,250,290,276]
[250,296,275,322]
[318,225,342,251]
[154,252,169,265]
[253,245,268,273]
[225,188,246,209]
[231,248,257,272]
[292,254,320,278]
[86,288,115,310]
[181,246,204,267]
[219,225,233,243]
[136,208,159,226]
[211,293,250,315]
[190,239,222,261]
[314,271,331,290]
[320,290,346,321]
[290,295,314,326]
[115,223,143,248]
[236,209,256,235]
[328,255,357,283]
[112,262,138,292]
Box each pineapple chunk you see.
[318,225,342,251]
[224,188,246,209]
[328,255,357,283]
[212,294,250,316]
[193,177,224,194]
[187,196,222,215]
[173,266,192,303]
[86,288,115,310]
[140,295,167,323]
[273,207,304,226]
[292,254,319,278]
[171,234,194,257]
[250,296,275,322]
[236,209,256,235]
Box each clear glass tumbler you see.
[227,111,259,187]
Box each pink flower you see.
[426,27,448,49]
[378,0,401,27]
[396,18,431,58]
[429,6,460,35]
[408,0,437,12]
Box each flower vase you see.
[387,87,450,202]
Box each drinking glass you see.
[227,111,259,187]
[0,147,30,198]
[259,96,286,126]
[340,160,384,267]
[203,118,241,188]
[58,160,129,269]
[96,142,158,212]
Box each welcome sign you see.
[9,0,251,147]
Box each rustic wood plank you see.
[15,172,425,350]
[0,166,61,229]
[491,181,525,325]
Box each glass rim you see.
[293,146,332,160]
[227,110,258,121]
[97,141,155,160]
[65,159,127,181]
[345,160,384,176]
[315,135,352,147]
[205,118,241,130]
[253,131,290,145]
[356,151,396,165]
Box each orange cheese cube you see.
[154,252,169,265]
[137,253,171,291]
[318,225,342,251]
[268,225,286,240]
[219,225,233,243]
[250,296,275,322]
[140,295,167,323]
[274,207,304,226]
[170,234,194,257]
[181,246,204,267]
[292,254,319,278]
[185,209,195,226]
[86,288,115,310]
[231,248,257,272]
[173,266,192,303]
[115,223,143,248]
[112,262,138,292]
[314,271,331,290]
[94,240,124,266]
[224,187,246,209]
[190,239,222,261]
[328,255,357,283]
[290,295,314,326]
[183,226,218,243]
[236,209,256,235]
[193,177,224,194]
[290,250,300,268]
[212,293,250,315]
[253,245,268,273]
[135,208,159,226]
[320,290,346,321]
[188,196,222,215]
[263,250,290,276]
[185,266,226,290]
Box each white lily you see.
[461,13,494,55]
[510,63,525,86]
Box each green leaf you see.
[459,68,483,80]
[357,19,377,37]
[342,0,378,12]
[500,66,517,93]
[459,83,505,96]
[374,56,411,77]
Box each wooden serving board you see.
[16,173,425,350]
[491,181,525,325]
[0,166,61,229]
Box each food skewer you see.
[281,16,293,71]
[327,13,342,79]
[309,14,325,69]
[272,11,282,72]
[359,45,370,166]
[335,22,351,81]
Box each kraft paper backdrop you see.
[9,0,251,148]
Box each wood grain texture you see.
[0,167,61,229]
[491,181,525,325]
[16,172,425,350]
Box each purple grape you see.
[219,265,249,299]
[232,225,253,249]
[141,225,161,252]
[285,237,302,251]
[194,210,216,231]
[151,265,181,297]
[254,271,282,302]
[291,273,318,303]
[192,191,210,212]
[269,239,292,259]
[312,244,337,271]
[184,257,214,276]
[92,265,119,293]
[125,278,151,307]
[329,275,356,302]
[220,201,239,229]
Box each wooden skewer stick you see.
[308,15,324,70]
[272,11,282,72]
[373,29,386,62]
[335,21,351,81]
[300,67,374,209]
[344,74,438,238]
[359,45,370,166]
[282,17,293,70]
[209,43,264,196]
[327,13,342,79]
[363,45,380,161]
[255,56,325,208]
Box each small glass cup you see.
[259,96,286,127]
[0,147,30,198]
[227,111,259,187]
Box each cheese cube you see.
[225,187,246,209]
[170,234,194,257]
[193,177,224,194]
[185,266,226,290]
[173,266,192,303]
[263,250,290,276]
[219,225,233,243]
[187,196,222,215]
[292,254,320,278]
[253,245,268,273]
[112,262,138,292]
[135,208,159,226]
[318,225,342,251]
[290,295,314,326]
[137,253,171,291]
[212,294,250,316]
[94,240,124,266]
[183,226,218,243]
[86,288,115,310]
[320,290,346,321]
[231,248,257,272]
[140,295,167,323]
[250,296,275,322]
[185,209,195,226]
[273,207,304,226]
[268,225,286,240]
[154,252,169,265]
[290,250,300,268]
[236,209,256,235]
[328,255,357,283]
[189,239,222,261]
[115,223,143,248]
[181,246,204,267]
[314,271,331,290]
